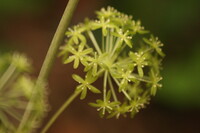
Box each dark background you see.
[0,0,200,133]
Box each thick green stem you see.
[17,0,80,132]
[37,0,80,82]
[41,91,80,133]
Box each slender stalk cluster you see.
[60,6,165,118]
[0,53,48,132]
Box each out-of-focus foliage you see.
[0,53,33,132]
[0,52,48,133]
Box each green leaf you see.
[64,56,74,64]
[72,74,84,83]
[106,90,112,100]
[73,58,79,69]
[88,85,101,93]
[85,71,98,83]
[73,36,79,44]
[80,88,87,100]
[81,48,93,55]
[137,66,144,77]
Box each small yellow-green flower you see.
[60,6,165,118]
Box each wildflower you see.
[64,44,93,69]
[89,91,119,117]
[129,51,149,77]
[73,73,101,99]
[149,70,163,96]
[65,25,86,45]
[143,35,165,57]
[60,6,165,118]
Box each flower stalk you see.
[17,0,80,132]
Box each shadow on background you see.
[0,0,200,133]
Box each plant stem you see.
[0,63,16,91]
[41,91,81,133]
[106,29,110,52]
[111,38,121,57]
[108,74,118,101]
[109,28,114,52]
[37,0,80,82]
[17,0,80,132]
[87,31,102,55]
[103,71,108,101]
[112,77,131,101]
[102,34,105,52]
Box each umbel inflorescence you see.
[60,6,165,118]
[0,53,48,132]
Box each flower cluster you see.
[60,6,164,118]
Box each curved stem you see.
[41,91,80,133]
[17,0,80,132]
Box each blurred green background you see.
[0,0,200,133]
[110,0,200,109]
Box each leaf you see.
[106,90,112,100]
[88,85,101,93]
[85,71,98,83]
[64,56,74,64]
[72,74,84,83]
[81,48,93,55]
[73,58,79,69]
[124,39,132,48]
[80,88,87,100]
[73,36,79,44]
[137,66,144,77]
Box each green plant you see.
[0,1,164,133]
[0,53,47,133]
[61,6,165,116]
